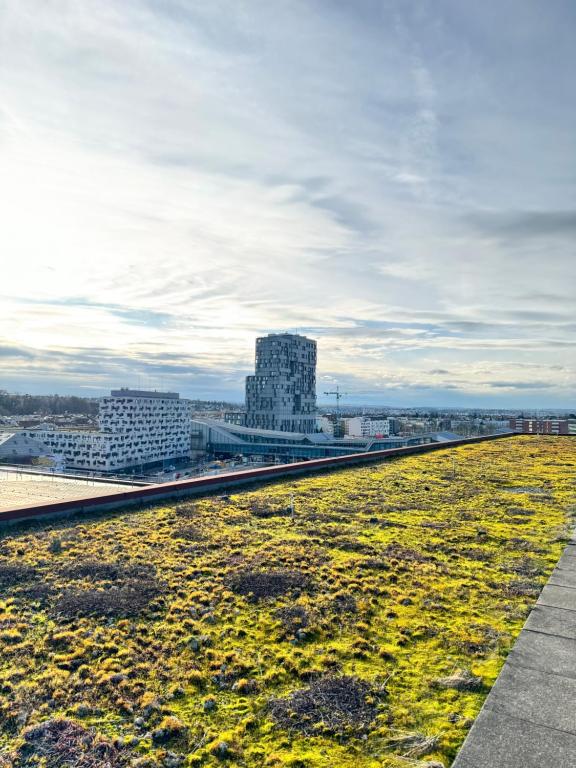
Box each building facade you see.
[344,416,391,438]
[191,417,430,462]
[20,389,191,472]
[509,418,576,435]
[245,333,317,433]
[223,411,247,427]
[0,432,54,462]
[315,415,335,435]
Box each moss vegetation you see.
[0,436,574,767]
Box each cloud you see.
[0,345,35,360]
[487,381,556,390]
[466,210,576,240]
[0,0,575,406]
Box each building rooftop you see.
[110,388,180,399]
[0,437,572,766]
[0,468,137,512]
[262,332,313,339]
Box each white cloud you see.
[0,0,575,404]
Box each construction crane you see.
[323,385,350,417]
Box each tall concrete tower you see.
[245,333,317,433]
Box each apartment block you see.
[344,416,391,438]
[509,418,576,435]
[21,389,191,472]
[245,333,317,433]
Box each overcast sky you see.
[1,0,575,407]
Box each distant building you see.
[245,333,317,433]
[0,432,55,462]
[19,389,191,472]
[344,416,391,438]
[509,418,576,435]
[315,415,334,435]
[332,420,346,439]
[388,417,401,435]
[223,411,247,427]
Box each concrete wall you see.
[0,432,515,526]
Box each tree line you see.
[0,391,242,416]
[0,391,98,416]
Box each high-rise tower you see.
[245,333,317,433]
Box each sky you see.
[0,0,575,407]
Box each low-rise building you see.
[315,415,335,435]
[223,411,247,426]
[509,418,576,435]
[190,418,434,462]
[344,416,391,438]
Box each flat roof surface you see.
[110,389,179,399]
[0,469,136,512]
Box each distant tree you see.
[0,391,98,417]
[0,391,242,417]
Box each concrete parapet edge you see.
[0,432,514,526]
[0,465,147,486]
[452,540,576,765]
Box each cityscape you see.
[2,331,574,484]
[1,3,575,768]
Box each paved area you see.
[0,470,135,512]
[453,535,576,768]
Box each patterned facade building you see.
[21,389,191,472]
[245,333,317,433]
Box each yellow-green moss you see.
[0,436,575,767]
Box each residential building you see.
[316,415,335,435]
[344,416,391,438]
[245,333,317,433]
[19,389,191,472]
[509,418,576,435]
[223,411,247,426]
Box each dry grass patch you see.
[269,675,379,736]
[5,719,130,768]
[227,568,313,601]
[53,578,163,618]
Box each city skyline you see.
[1,1,575,407]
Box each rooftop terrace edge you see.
[452,530,576,768]
[0,432,515,527]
